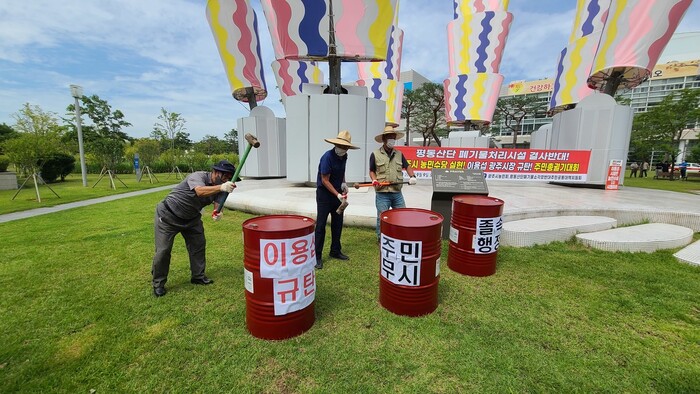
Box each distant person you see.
[629,162,639,177]
[655,162,663,179]
[369,126,417,240]
[314,130,359,269]
[151,160,236,297]
[679,161,688,180]
[641,161,649,177]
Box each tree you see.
[401,89,420,146]
[631,88,700,163]
[687,143,700,163]
[129,138,161,167]
[409,82,447,146]
[152,108,190,152]
[66,95,132,170]
[224,129,239,153]
[4,104,63,174]
[494,95,547,148]
[193,135,229,155]
[0,123,18,153]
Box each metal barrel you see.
[242,215,316,340]
[379,208,444,317]
[448,195,504,277]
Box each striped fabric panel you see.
[549,31,601,111]
[447,11,513,75]
[206,0,267,102]
[357,25,403,80]
[271,60,324,105]
[443,73,504,125]
[568,0,611,42]
[356,78,404,126]
[453,0,509,19]
[589,0,692,90]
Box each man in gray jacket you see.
[151,160,236,297]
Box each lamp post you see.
[70,84,88,187]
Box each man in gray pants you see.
[151,160,236,297]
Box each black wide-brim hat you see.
[212,160,236,174]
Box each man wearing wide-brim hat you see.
[151,159,237,297]
[314,130,359,269]
[369,126,417,239]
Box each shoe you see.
[191,276,214,285]
[329,252,349,261]
[153,286,166,297]
[315,258,323,270]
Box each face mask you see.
[386,139,396,149]
[335,147,348,156]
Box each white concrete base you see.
[0,172,18,190]
[502,216,617,247]
[674,240,700,266]
[576,223,694,253]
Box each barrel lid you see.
[453,194,503,207]
[381,208,443,228]
[242,215,315,231]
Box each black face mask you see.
[213,174,223,185]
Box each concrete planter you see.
[0,172,18,190]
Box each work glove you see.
[219,181,235,193]
[212,211,222,221]
[341,182,349,194]
[372,179,381,187]
[409,176,417,185]
[337,193,346,202]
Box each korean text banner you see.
[206,0,267,102]
[397,147,592,182]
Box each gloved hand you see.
[341,182,349,194]
[409,176,417,185]
[212,211,222,221]
[372,179,380,187]
[337,193,346,202]
[219,181,235,193]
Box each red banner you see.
[605,159,623,190]
[396,147,592,182]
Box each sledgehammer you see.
[353,181,410,189]
[213,133,260,215]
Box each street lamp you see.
[70,84,88,187]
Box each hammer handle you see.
[214,142,254,214]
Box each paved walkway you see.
[0,185,175,224]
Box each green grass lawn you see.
[1,191,698,392]
[624,170,700,194]
[0,172,180,215]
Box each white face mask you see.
[334,147,348,156]
[386,139,396,149]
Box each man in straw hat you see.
[315,130,359,269]
[369,126,417,239]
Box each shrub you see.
[0,155,9,172]
[40,153,76,182]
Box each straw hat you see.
[375,125,405,143]
[324,130,360,149]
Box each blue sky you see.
[1,0,699,141]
